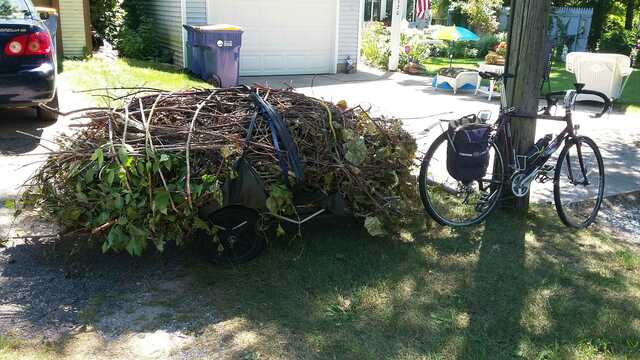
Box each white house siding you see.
[337,0,361,71]
[58,0,87,57]
[143,0,184,66]
[186,0,207,25]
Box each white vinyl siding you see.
[58,0,87,57]
[186,0,207,25]
[143,0,184,66]
[338,0,360,65]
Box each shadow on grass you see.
[1,207,640,358]
[122,58,192,75]
[460,211,527,359]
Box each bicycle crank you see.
[511,173,530,197]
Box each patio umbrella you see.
[430,26,480,68]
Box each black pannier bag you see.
[446,115,492,183]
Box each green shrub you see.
[118,18,159,60]
[360,22,391,69]
[475,34,500,57]
[90,0,123,44]
[116,0,163,61]
[599,23,635,55]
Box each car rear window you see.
[0,0,31,19]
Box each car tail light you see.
[3,32,52,57]
[4,34,28,56]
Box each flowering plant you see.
[495,41,508,57]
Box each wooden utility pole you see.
[503,0,552,209]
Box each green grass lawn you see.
[423,57,640,114]
[61,58,209,107]
[177,207,640,358]
[5,205,636,359]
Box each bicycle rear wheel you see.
[554,136,605,228]
[419,132,505,226]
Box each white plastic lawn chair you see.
[435,71,480,95]
[566,52,633,102]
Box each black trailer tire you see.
[204,206,266,264]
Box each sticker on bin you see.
[216,40,234,48]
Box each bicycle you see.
[418,72,611,228]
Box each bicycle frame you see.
[490,99,591,197]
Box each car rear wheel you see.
[36,92,59,123]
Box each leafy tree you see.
[90,0,123,43]
[452,0,503,33]
[0,0,17,17]
[432,0,452,19]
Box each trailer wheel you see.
[205,206,265,264]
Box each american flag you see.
[415,0,431,20]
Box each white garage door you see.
[208,0,338,76]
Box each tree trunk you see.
[625,0,635,30]
[588,0,612,50]
[502,0,552,210]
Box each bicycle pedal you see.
[536,166,555,184]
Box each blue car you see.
[0,0,58,122]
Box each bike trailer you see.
[446,115,492,184]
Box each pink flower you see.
[404,45,411,54]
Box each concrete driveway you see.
[0,79,85,233]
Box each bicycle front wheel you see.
[419,132,505,227]
[553,136,605,228]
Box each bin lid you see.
[35,6,58,14]
[194,24,243,32]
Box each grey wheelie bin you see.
[183,24,243,88]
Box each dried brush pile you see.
[23,86,417,255]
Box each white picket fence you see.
[499,7,594,52]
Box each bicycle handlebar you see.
[544,85,612,119]
[580,89,612,118]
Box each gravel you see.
[598,192,640,244]
[0,217,210,342]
